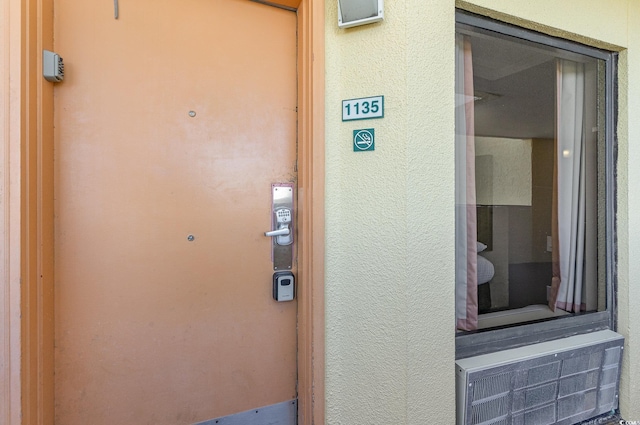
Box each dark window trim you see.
[607,53,619,331]
[455,10,618,360]
[456,313,612,359]
[456,11,612,60]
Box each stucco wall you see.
[324,0,640,423]
[620,1,640,419]
[325,1,455,423]
[475,137,532,206]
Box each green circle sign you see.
[353,129,375,151]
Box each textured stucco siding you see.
[324,0,640,423]
[325,0,456,423]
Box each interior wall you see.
[475,137,532,206]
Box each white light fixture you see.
[337,0,384,29]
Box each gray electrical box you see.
[43,50,64,82]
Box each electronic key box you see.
[273,272,295,302]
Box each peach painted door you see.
[53,1,297,424]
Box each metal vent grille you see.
[474,372,512,400]
[456,330,624,425]
[472,395,510,424]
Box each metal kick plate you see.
[193,399,297,425]
[272,184,293,271]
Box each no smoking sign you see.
[353,129,375,152]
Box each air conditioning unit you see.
[456,330,624,425]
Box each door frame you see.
[0,0,325,423]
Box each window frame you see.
[454,10,618,360]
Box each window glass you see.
[455,22,607,332]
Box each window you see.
[455,11,617,358]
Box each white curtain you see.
[549,59,586,313]
[455,34,478,331]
